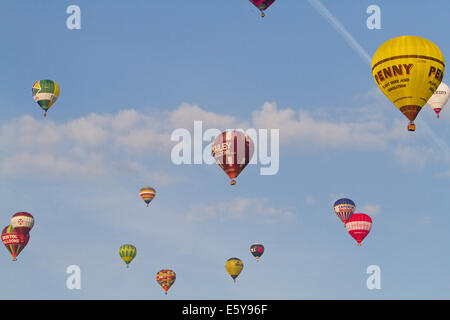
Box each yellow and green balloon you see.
[119,244,137,268]
[32,80,60,117]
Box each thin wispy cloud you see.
[307,0,450,169]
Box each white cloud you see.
[186,197,295,225]
[0,99,444,180]
[169,102,247,130]
[392,145,434,169]
[252,102,392,149]
[360,204,381,216]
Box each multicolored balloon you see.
[212,131,254,186]
[372,36,445,131]
[119,244,137,268]
[32,80,60,117]
[225,257,244,283]
[156,269,176,295]
[333,198,355,225]
[11,212,34,237]
[427,82,449,118]
[250,244,264,261]
[345,213,372,246]
[249,0,276,17]
[139,187,156,207]
[1,225,29,261]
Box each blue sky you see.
[0,0,449,299]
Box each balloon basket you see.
[407,123,416,132]
[261,12,265,18]
[230,180,236,186]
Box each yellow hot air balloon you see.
[372,36,445,131]
[225,257,243,283]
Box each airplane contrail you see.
[307,0,450,161]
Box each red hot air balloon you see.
[11,212,34,237]
[1,225,29,261]
[212,131,254,186]
[249,0,276,17]
[345,213,372,246]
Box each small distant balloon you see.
[225,257,244,283]
[32,80,60,117]
[156,269,176,295]
[249,0,276,17]
[333,198,355,225]
[212,131,254,186]
[11,212,34,237]
[250,244,264,261]
[345,213,372,246]
[139,187,156,207]
[119,244,137,268]
[1,225,29,261]
[427,82,449,118]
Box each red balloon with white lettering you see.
[1,225,29,261]
[211,131,254,186]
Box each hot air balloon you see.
[372,36,445,131]
[139,187,156,207]
[119,244,137,268]
[428,82,449,118]
[333,198,355,225]
[249,0,276,17]
[1,225,29,261]
[32,80,60,117]
[225,257,244,283]
[345,213,372,246]
[11,212,34,238]
[250,244,264,261]
[212,131,254,186]
[156,269,176,295]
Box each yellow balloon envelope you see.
[225,257,243,283]
[372,36,445,131]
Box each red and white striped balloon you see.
[345,213,372,246]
